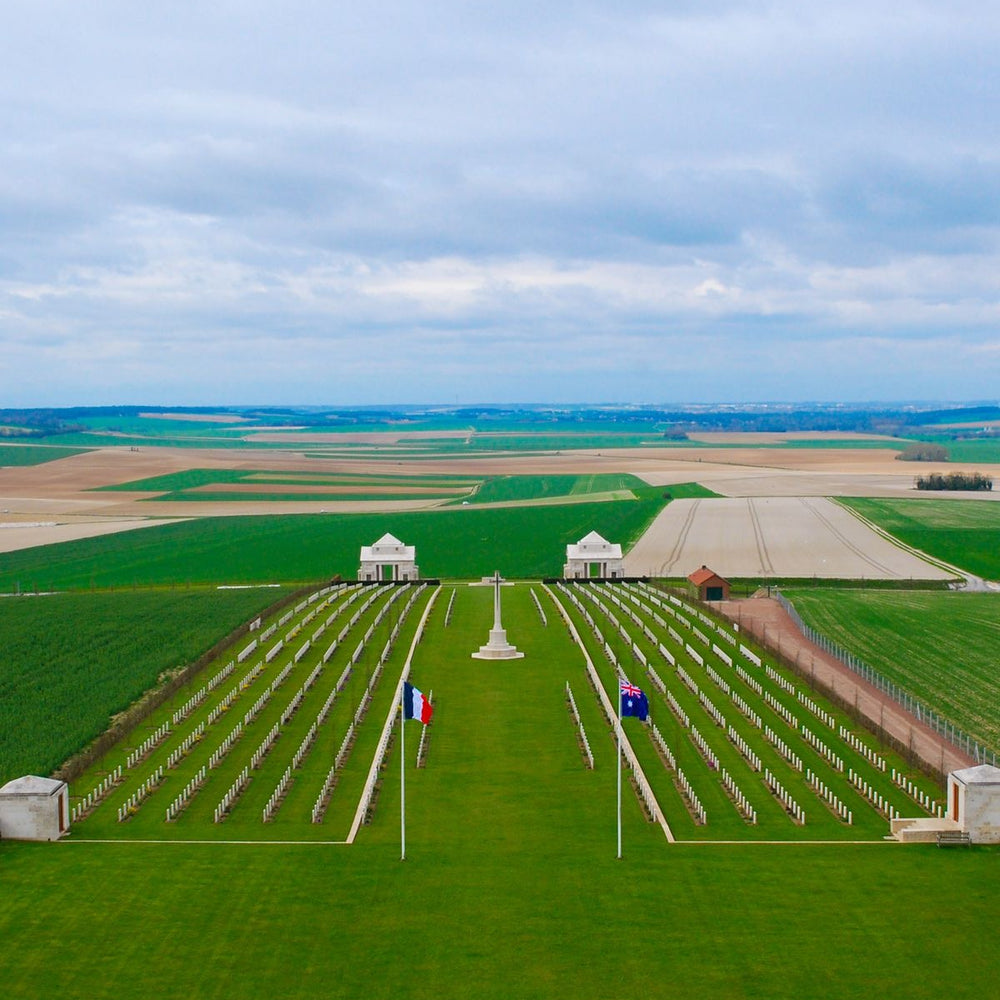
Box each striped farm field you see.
[781,588,1000,752]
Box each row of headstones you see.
[706,663,731,696]
[764,767,805,824]
[806,768,852,824]
[125,721,172,770]
[839,725,887,772]
[676,766,707,825]
[721,767,757,824]
[530,587,548,626]
[762,688,800,729]
[443,587,456,626]
[650,721,677,770]
[891,767,940,813]
[262,765,293,823]
[71,766,122,822]
[698,690,727,728]
[208,722,244,769]
[214,767,250,823]
[690,724,720,770]
[731,689,762,729]
[800,725,844,772]
[728,724,762,772]
[847,768,901,821]
[565,682,594,769]
[117,766,164,822]
[796,690,837,730]
[764,725,804,772]
[167,722,205,769]
[165,766,207,822]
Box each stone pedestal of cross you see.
[471,570,524,660]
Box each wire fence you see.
[774,591,997,767]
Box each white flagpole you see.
[617,682,622,859]
[400,685,406,861]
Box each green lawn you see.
[841,497,1000,580]
[2,580,997,998]
[782,588,1000,751]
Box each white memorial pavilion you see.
[358,533,419,582]
[564,531,624,579]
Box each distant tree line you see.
[915,472,993,491]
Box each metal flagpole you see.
[400,685,406,861]
[617,682,622,859]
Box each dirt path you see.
[717,597,974,777]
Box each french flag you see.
[402,681,433,724]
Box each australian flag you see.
[620,680,649,721]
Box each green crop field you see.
[0,588,292,786]
[0,444,90,466]
[3,580,997,999]
[0,495,668,591]
[841,497,1000,580]
[780,589,1000,752]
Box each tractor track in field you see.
[747,499,775,576]
[659,499,701,576]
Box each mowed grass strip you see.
[2,835,998,999]
[783,588,1000,751]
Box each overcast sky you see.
[1,1,998,407]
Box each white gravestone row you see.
[800,726,844,771]
[763,768,805,824]
[796,691,837,730]
[847,768,900,821]
[705,663,732,696]
[891,768,939,813]
[208,723,244,769]
[762,690,800,729]
[721,767,757,824]
[728,725,762,771]
[167,723,205,769]
[117,766,164,822]
[690,725,720,770]
[565,682,594,769]
[165,765,207,822]
[530,588,548,626]
[838,726,887,772]
[126,722,171,770]
[698,691,727,729]
[206,660,235,692]
[237,638,258,663]
[650,722,677,771]
[805,768,852,824]
[676,767,707,825]
[764,725,804,771]
[71,765,123,822]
